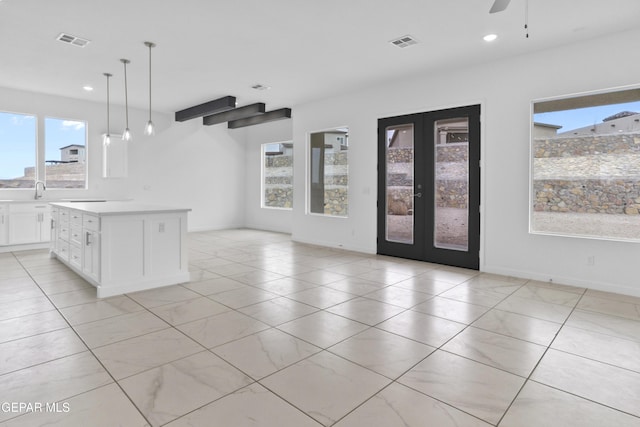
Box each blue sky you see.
[0,113,86,179]
[534,101,640,133]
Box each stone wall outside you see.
[533,133,640,215]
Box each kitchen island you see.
[50,201,191,298]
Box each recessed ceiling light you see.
[82,85,94,92]
[483,34,498,42]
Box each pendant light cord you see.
[123,61,130,128]
[148,44,152,121]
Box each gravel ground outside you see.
[532,212,640,240]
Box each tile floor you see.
[1,229,640,426]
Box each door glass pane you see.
[386,124,414,244]
[434,117,469,251]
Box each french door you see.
[377,105,480,270]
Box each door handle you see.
[413,193,422,198]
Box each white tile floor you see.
[1,228,640,426]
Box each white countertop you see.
[50,201,191,216]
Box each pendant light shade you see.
[103,72,112,146]
[120,58,132,141]
[144,41,156,136]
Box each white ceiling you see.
[1,0,639,114]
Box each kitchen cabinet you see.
[50,202,190,298]
[0,204,8,245]
[8,203,51,245]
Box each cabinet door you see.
[9,212,40,244]
[39,211,52,242]
[82,229,100,281]
[0,216,7,245]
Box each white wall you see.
[0,86,247,232]
[283,27,640,297]
[243,120,293,233]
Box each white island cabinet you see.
[50,202,191,298]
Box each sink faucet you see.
[35,181,46,199]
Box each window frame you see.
[529,85,640,242]
[306,127,349,218]
[261,140,293,210]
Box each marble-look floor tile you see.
[261,351,390,426]
[181,276,247,295]
[322,263,379,277]
[208,286,278,309]
[127,285,201,308]
[119,351,252,426]
[356,270,412,285]
[531,349,640,417]
[0,283,44,304]
[418,268,477,285]
[500,380,640,427]
[328,328,434,379]
[37,278,92,295]
[227,269,284,286]
[511,283,582,307]
[525,279,586,295]
[472,309,562,346]
[277,311,369,348]
[439,285,508,308]
[334,382,492,427]
[585,288,640,304]
[186,268,221,282]
[177,310,270,348]
[165,383,321,427]
[393,276,457,295]
[73,310,169,348]
[495,295,573,323]
[151,296,230,325]
[257,262,318,276]
[251,277,318,295]
[93,328,204,380]
[376,310,465,347]
[0,295,55,321]
[0,328,87,375]
[238,297,318,326]
[326,297,406,326]
[442,327,546,377]
[47,288,99,308]
[577,295,640,321]
[0,352,112,422]
[325,277,387,296]
[364,286,432,309]
[0,310,69,344]
[552,325,640,373]
[59,295,144,325]
[205,262,257,277]
[398,350,525,425]
[0,383,149,427]
[287,286,357,309]
[566,309,640,343]
[412,297,489,324]
[213,328,321,379]
[30,269,82,285]
[293,270,348,285]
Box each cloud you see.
[61,120,85,131]
[10,115,35,126]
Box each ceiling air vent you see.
[251,84,271,91]
[56,33,90,47]
[390,35,418,48]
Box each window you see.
[531,87,640,241]
[0,113,88,190]
[45,117,87,189]
[0,111,37,188]
[262,142,293,209]
[309,128,348,216]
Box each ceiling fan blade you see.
[489,0,511,13]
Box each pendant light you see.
[143,41,156,136]
[103,72,112,146]
[120,58,132,141]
